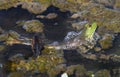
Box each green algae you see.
[23,20,44,33]
[95,69,110,77]
[8,71,25,77]
[10,47,65,76]
[66,64,89,77]
[99,34,113,49]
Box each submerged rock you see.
[114,0,120,10]
[66,65,88,77]
[0,27,4,34]
[71,21,87,30]
[94,0,115,8]
[99,34,114,49]
[0,33,8,41]
[0,45,6,52]
[11,47,65,77]
[36,13,58,19]
[23,20,44,33]
[21,2,50,14]
[8,71,24,77]
[95,69,110,77]
[45,13,58,19]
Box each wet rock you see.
[45,13,58,19]
[0,0,19,10]
[95,69,110,77]
[36,13,58,19]
[8,71,24,77]
[94,0,115,8]
[0,27,4,34]
[94,47,101,52]
[8,54,24,62]
[114,0,120,10]
[13,47,65,77]
[71,21,87,30]
[47,64,66,77]
[83,54,97,60]
[66,65,88,77]
[0,45,6,52]
[21,2,50,14]
[111,55,120,62]
[8,30,20,40]
[99,54,110,60]
[0,30,20,43]
[79,2,120,33]
[99,34,114,49]
[16,20,26,26]
[112,67,120,77]
[0,33,8,41]
[36,15,45,19]
[0,0,51,14]
[23,20,44,33]
[71,13,81,19]
[52,0,91,12]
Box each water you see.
[0,5,120,77]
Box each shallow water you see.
[0,6,120,77]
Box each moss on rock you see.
[12,47,65,77]
[23,20,44,33]
[95,69,110,77]
[99,34,113,49]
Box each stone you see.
[99,34,113,49]
[23,20,44,33]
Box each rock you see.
[23,20,44,33]
[94,0,115,7]
[16,20,26,26]
[71,21,87,30]
[36,15,45,19]
[66,65,88,77]
[8,30,20,39]
[8,54,24,62]
[14,47,65,77]
[71,13,80,19]
[0,45,6,52]
[8,71,24,77]
[95,69,110,77]
[114,0,120,11]
[94,47,101,52]
[99,34,114,49]
[0,27,4,34]
[79,2,120,33]
[36,13,58,19]
[21,2,50,14]
[45,13,58,19]
[0,33,8,41]
[52,0,91,12]
[99,54,110,60]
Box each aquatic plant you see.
[11,47,65,76]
